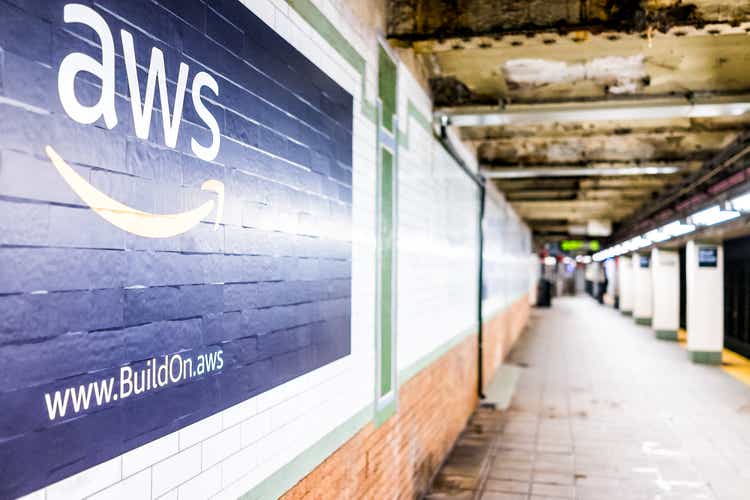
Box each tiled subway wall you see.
[0,0,533,499]
[482,185,533,317]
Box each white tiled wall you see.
[482,185,533,317]
[19,1,530,499]
[396,68,480,370]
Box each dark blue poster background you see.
[0,1,353,497]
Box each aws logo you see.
[48,3,224,238]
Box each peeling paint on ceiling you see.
[386,0,750,243]
[503,55,649,94]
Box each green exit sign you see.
[561,240,600,252]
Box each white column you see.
[686,240,724,364]
[633,252,653,325]
[603,258,617,306]
[618,255,633,315]
[651,248,680,340]
[528,254,539,305]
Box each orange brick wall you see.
[281,295,529,499]
[482,295,530,389]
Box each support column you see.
[618,255,633,315]
[686,240,724,364]
[633,252,653,325]
[651,248,679,340]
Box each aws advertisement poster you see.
[0,1,353,497]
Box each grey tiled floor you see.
[482,296,750,500]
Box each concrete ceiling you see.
[387,0,750,246]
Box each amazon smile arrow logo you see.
[47,4,228,239]
[46,146,224,238]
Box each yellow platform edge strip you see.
[677,328,750,386]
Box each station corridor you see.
[5,0,750,498]
[430,296,750,500]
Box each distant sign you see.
[561,240,600,252]
[698,247,718,267]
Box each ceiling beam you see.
[460,119,750,141]
[493,176,675,192]
[505,188,657,202]
[387,0,749,43]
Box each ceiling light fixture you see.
[689,205,740,226]
[439,95,750,127]
[645,228,670,243]
[729,191,750,212]
[481,165,681,179]
[660,220,695,237]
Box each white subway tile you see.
[176,466,221,500]
[89,469,150,500]
[155,488,178,500]
[220,444,258,488]
[122,433,179,478]
[47,457,121,500]
[178,414,222,450]
[221,398,257,429]
[202,425,242,470]
[151,445,202,499]
[16,489,44,500]
[240,411,271,447]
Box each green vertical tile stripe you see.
[379,149,394,396]
[286,0,431,141]
[285,0,376,122]
[399,100,433,146]
[378,46,397,132]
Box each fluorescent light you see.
[625,236,650,251]
[482,165,680,179]
[645,228,670,243]
[442,95,750,127]
[690,205,740,226]
[730,192,750,212]
[661,220,695,237]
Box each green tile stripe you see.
[689,351,722,365]
[239,403,373,500]
[398,323,478,384]
[655,330,678,340]
[285,0,376,121]
[399,100,433,146]
[285,0,431,147]
[399,291,529,384]
[635,317,652,326]
[374,398,397,428]
[240,293,529,498]
[378,149,395,396]
[621,310,633,316]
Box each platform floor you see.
[429,296,750,500]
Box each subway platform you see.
[428,296,750,500]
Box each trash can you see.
[536,279,552,307]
